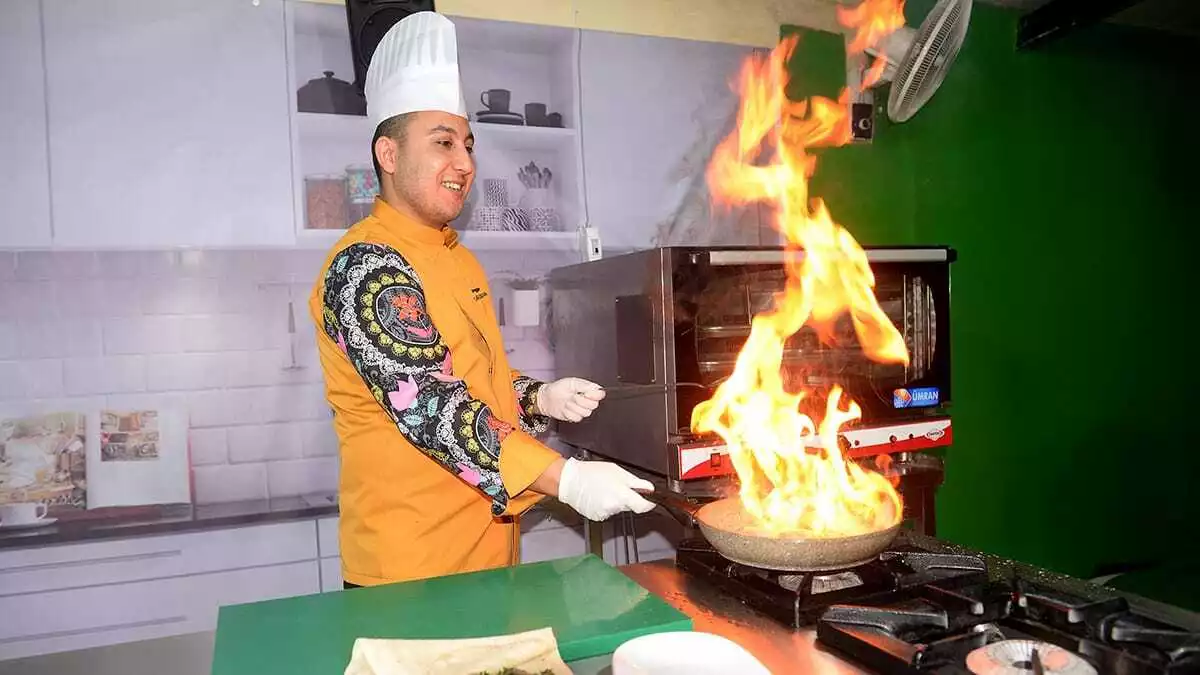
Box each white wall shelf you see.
[296,112,578,153]
[285,4,587,252]
[0,0,761,255]
[462,230,580,250]
[475,122,579,152]
[295,227,579,252]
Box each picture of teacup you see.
[0,502,48,527]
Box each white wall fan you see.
[864,0,973,122]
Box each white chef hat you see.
[364,11,469,130]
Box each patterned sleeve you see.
[511,374,550,436]
[321,243,516,516]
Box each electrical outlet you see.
[583,226,602,261]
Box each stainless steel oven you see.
[548,245,955,493]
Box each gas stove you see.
[675,537,990,628]
[674,537,1200,674]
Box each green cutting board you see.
[211,554,692,675]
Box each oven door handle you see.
[704,249,951,266]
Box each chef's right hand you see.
[536,377,605,423]
[557,458,656,521]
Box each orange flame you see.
[839,0,907,54]
[841,0,906,90]
[693,7,911,539]
[862,55,890,89]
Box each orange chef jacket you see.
[309,198,561,587]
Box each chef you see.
[309,11,654,588]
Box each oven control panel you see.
[674,439,735,480]
[671,417,953,481]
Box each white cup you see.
[0,502,48,526]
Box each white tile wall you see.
[0,249,561,504]
[19,319,103,357]
[188,428,228,466]
[227,423,303,463]
[192,462,270,503]
[0,252,15,281]
[63,356,146,395]
[0,360,64,400]
[0,322,18,359]
[145,352,228,391]
[1,282,56,318]
[267,457,340,497]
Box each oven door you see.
[670,247,953,429]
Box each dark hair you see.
[371,113,416,184]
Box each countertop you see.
[6,530,1199,675]
[577,531,1200,674]
[0,495,583,551]
[0,494,339,550]
[601,560,870,674]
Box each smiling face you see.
[374,111,475,229]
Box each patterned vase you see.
[518,188,559,232]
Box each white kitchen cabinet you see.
[520,502,586,563]
[0,521,320,660]
[320,557,344,592]
[317,515,343,591]
[521,525,587,563]
[0,561,319,660]
[578,30,771,251]
[42,0,295,249]
[316,515,339,558]
[316,511,589,583]
[0,521,317,595]
[0,0,53,248]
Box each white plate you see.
[612,631,770,675]
[0,517,58,531]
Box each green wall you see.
[782,2,1200,596]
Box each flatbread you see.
[343,626,572,675]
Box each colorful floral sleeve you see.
[321,243,515,516]
[511,374,550,436]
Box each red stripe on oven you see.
[676,420,953,480]
[846,426,954,458]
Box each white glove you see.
[536,377,606,423]
[557,458,656,521]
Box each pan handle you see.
[637,490,702,527]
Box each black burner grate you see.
[816,573,1200,674]
[673,537,989,629]
[673,537,1200,674]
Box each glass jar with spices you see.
[305,174,348,230]
[345,164,380,223]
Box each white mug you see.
[0,502,48,526]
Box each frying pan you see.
[643,492,900,572]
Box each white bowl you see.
[611,631,770,675]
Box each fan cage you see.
[888,0,972,122]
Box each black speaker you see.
[344,0,435,93]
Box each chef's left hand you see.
[536,377,605,422]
